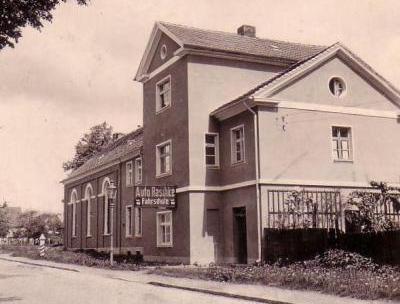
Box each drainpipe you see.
[244,100,262,263]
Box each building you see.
[62,22,400,264]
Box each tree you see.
[0,0,88,50]
[0,203,10,237]
[15,210,63,239]
[63,121,116,171]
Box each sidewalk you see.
[0,253,397,304]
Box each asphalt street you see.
[0,259,251,304]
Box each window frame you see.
[155,75,171,113]
[331,125,353,162]
[156,210,173,247]
[134,157,143,184]
[125,205,133,237]
[102,178,111,235]
[70,189,78,238]
[156,139,172,178]
[230,125,246,165]
[205,132,220,168]
[134,207,142,237]
[126,161,133,187]
[84,184,93,238]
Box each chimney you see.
[237,25,256,38]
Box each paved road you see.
[0,259,251,304]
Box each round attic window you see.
[160,44,167,60]
[329,77,346,97]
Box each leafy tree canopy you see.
[63,121,117,171]
[0,0,88,50]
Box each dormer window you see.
[156,75,171,112]
[329,77,346,97]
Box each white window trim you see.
[134,207,143,237]
[134,157,143,185]
[156,210,173,247]
[126,161,133,187]
[205,132,220,168]
[102,177,111,235]
[155,75,172,114]
[70,189,78,238]
[84,184,93,237]
[331,125,354,162]
[230,124,246,165]
[156,139,172,178]
[125,205,133,237]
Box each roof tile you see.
[160,22,326,62]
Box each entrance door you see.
[233,207,247,264]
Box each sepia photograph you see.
[0,0,400,303]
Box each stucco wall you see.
[258,107,400,184]
[187,55,282,187]
[221,186,258,264]
[272,57,399,111]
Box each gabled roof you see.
[211,42,400,120]
[62,128,143,184]
[135,21,326,81]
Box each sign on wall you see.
[134,186,177,209]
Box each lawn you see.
[0,244,141,271]
[149,250,400,301]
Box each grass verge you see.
[149,250,400,301]
[0,245,140,271]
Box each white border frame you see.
[160,44,167,60]
[134,157,143,185]
[205,132,220,168]
[101,177,111,235]
[84,183,94,237]
[330,124,354,163]
[126,161,133,187]
[125,205,134,238]
[156,139,172,178]
[134,207,143,238]
[230,124,246,165]
[155,75,172,114]
[70,188,78,237]
[328,76,347,98]
[156,210,173,248]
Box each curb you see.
[0,257,79,272]
[148,281,293,304]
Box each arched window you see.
[102,178,111,235]
[84,184,93,237]
[70,189,78,237]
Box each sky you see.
[1,0,400,213]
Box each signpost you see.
[134,186,177,209]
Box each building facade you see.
[63,22,400,264]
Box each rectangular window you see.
[205,133,219,167]
[134,158,142,184]
[332,126,353,161]
[134,207,142,237]
[126,161,133,186]
[157,211,173,247]
[156,76,171,112]
[231,125,245,164]
[156,140,172,177]
[126,205,133,237]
